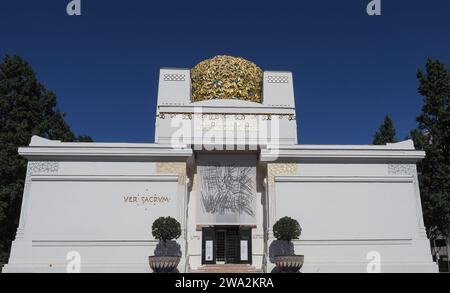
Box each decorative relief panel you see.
[28,161,59,175]
[156,162,187,185]
[267,76,289,83]
[197,155,257,225]
[387,164,416,176]
[267,163,298,185]
[163,74,185,81]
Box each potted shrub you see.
[148,216,182,273]
[272,216,304,273]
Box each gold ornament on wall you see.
[191,55,263,103]
[156,162,187,185]
[267,163,298,185]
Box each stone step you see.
[191,264,262,273]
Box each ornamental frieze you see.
[157,112,295,121]
[267,163,298,185]
[387,164,416,176]
[156,162,187,185]
[28,161,59,175]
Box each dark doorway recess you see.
[202,226,252,265]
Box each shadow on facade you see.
[152,240,181,273]
[154,240,182,257]
[268,240,295,273]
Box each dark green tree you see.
[410,59,450,239]
[373,116,397,145]
[151,217,181,246]
[0,54,92,264]
[272,216,302,242]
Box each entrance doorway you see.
[202,227,252,264]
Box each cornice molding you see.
[274,176,414,183]
[30,174,179,182]
[19,146,193,161]
[260,147,425,162]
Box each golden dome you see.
[191,55,263,103]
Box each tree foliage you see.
[411,59,450,239]
[0,54,91,263]
[273,216,302,242]
[373,116,397,145]
[151,217,181,245]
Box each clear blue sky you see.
[1,0,449,144]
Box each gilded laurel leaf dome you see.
[191,55,263,103]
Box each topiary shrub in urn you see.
[272,216,304,273]
[148,216,182,273]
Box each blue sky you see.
[1,0,449,144]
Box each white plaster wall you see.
[262,71,295,107]
[275,180,416,240]
[266,162,437,273]
[291,163,390,176]
[27,179,179,240]
[157,68,191,106]
[4,160,188,273]
[56,161,164,175]
[186,184,203,270]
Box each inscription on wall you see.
[123,190,170,207]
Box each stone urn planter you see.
[273,255,304,273]
[272,216,304,273]
[149,216,182,273]
[148,255,181,273]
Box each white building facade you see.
[3,56,437,273]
